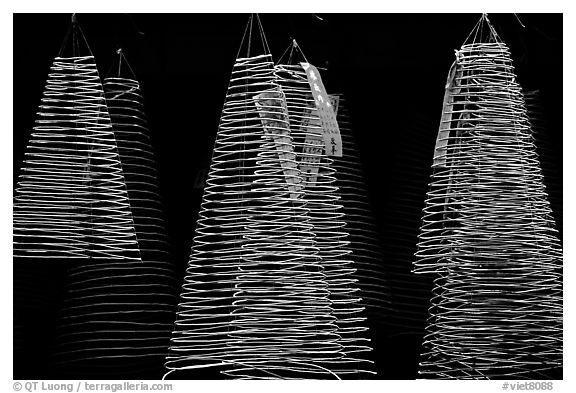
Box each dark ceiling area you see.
[13,13,563,380]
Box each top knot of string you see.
[105,47,137,79]
[276,38,309,66]
[462,13,502,46]
[236,14,272,59]
[58,13,94,58]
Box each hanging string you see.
[276,39,311,68]
[484,14,502,43]
[75,21,94,57]
[292,39,309,63]
[58,14,95,58]
[275,39,293,66]
[288,41,295,65]
[115,48,137,78]
[462,14,484,46]
[236,14,253,59]
[462,13,505,47]
[117,49,123,76]
[514,13,526,28]
[255,14,271,56]
[247,14,253,58]
[235,14,271,59]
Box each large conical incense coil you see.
[414,15,562,379]
[13,20,143,378]
[13,24,140,261]
[165,47,349,379]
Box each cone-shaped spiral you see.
[13,28,140,261]
[414,15,562,379]
[13,20,141,378]
[52,52,179,378]
[164,17,364,379]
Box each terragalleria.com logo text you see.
[16,382,173,392]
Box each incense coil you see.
[53,75,178,378]
[165,53,352,379]
[274,64,374,376]
[414,20,562,379]
[414,41,560,274]
[103,76,173,263]
[13,55,140,261]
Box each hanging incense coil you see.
[53,69,179,378]
[165,51,352,379]
[13,21,146,377]
[103,74,173,263]
[13,52,140,261]
[414,16,562,379]
[274,63,375,377]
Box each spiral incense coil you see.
[52,73,179,378]
[165,53,352,379]
[274,64,374,377]
[328,93,393,324]
[13,54,140,261]
[414,16,562,379]
[103,76,173,263]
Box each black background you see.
[13,13,563,379]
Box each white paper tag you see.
[300,62,342,157]
[253,87,301,198]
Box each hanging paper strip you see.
[297,95,341,187]
[253,86,301,198]
[300,62,342,157]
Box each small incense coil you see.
[103,75,173,263]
